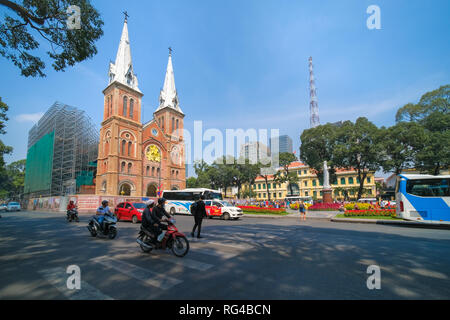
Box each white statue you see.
[323,161,331,189]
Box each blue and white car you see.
[7,202,21,212]
[0,203,7,211]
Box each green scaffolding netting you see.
[24,131,54,194]
[76,171,94,187]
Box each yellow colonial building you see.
[242,162,377,201]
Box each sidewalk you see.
[243,209,338,220]
[331,217,450,230]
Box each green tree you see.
[274,152,298,196]
[396,85,449,122]
[0,0,104,77]
[379,122,427,175]
[0,98,13,197]
[415,111,450,175]
[395,85,450,174]
[333,118,383,200]
[300,123,340,184]
[4,159,26,199]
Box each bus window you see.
[406,179,450,197]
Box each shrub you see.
[344,209,396,217]
[344,202,372,210]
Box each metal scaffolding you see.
[25,102,99,198]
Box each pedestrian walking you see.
[299,201,306,221]
[191,195,207,239]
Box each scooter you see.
[66,209,79,222]
[136,218,189,257]
[87,214,117,239]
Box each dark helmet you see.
[158,198,166,205]
[102,200,109,206]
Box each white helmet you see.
[145,200,155,207]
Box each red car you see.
[115,202,146,223]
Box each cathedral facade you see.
[95,18,186,197]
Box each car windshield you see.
[9,202,19,205]
[133,203,146,209]
[220,201,233,207]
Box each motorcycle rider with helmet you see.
[66,200,78,220]
[150,198,172,242]
[142,199,155,231]
[96,200,114,231]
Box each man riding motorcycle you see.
[142,199,155,230]
[66,200,78,220]
[96,200,114,231]
[150,198,173,242]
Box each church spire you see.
[108,16,140,92]
[156,49,183,114]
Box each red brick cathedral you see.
[95,18,186,197]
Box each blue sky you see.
[1,0,449,177]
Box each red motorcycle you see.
[136,218,189,257]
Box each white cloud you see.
[15,112,44,123]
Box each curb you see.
[331,218,450,230]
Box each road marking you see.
[149,254,214,271]
[193,248,238,260]
[91,256,183,290]
[190,239,252,250]
[39,267,113,300]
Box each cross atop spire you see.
[107,17,140,92]
[168,46,173,56]
[123,11,129,22]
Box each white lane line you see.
[190,239,252,250]
[193,248,238,260]
[91,256,183,290]
[39,267,113,300]
[149,254,214,271]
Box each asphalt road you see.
[1,211,450,300]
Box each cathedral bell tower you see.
[153,49,186,189]
[96,15,144,196]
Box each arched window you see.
[146,166,149,176]
[121,162,126,172]
[123,96,128,116]
[176,119,179,130]
[172,117,175,132]
[152,167,155,177]
[128,141,132,156]
[127,163,132,174]
[122,140,126,155]
[129,99,134,118]
[157,168,160,176]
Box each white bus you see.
[162,188,223,215]
[396,174,450,223]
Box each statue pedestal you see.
[322,188,333,204]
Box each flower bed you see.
[237,206,286,214]
[289,203,312,210]
[344,209,396,217]
[307,203,342,211]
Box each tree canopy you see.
[0,0,104,77]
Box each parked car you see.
[204,200,243,220]
[114,202,145,223]
[0,203,7,212]
[7,202,21,212]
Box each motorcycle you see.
[87,214,117,239]
[66,209,79,222]
[136,218,189,257]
